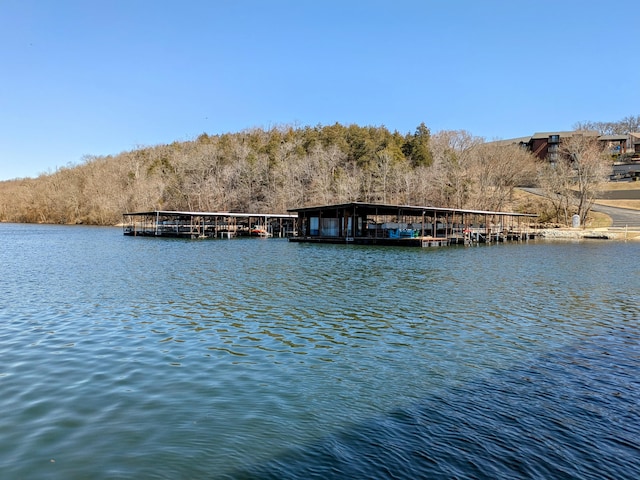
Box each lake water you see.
[1,223,639,479]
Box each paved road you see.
[590,203,640,228]
[521,188,640,228]
[598,189,640,200]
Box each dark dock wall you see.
[288,202,536,247]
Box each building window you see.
[549,135,560,144]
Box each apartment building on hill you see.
[495,130,640,180]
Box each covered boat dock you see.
[287,202,537,247]
[122,210,297,239]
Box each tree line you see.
[0,118,622,226]
[573,115,640,135]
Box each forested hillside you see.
[0,123,539,225]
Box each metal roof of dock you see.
[287,202,537,218]
[123,210,297,218]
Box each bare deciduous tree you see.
[467,143,538,211]
[429,130,481,208]
[537,159,574,225]
[537,134,610,226]
[561,135,611,225]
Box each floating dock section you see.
[122,210,297,239]
[287,202,537,247]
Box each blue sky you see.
[1,0,638,180]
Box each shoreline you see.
[536,227,640,241]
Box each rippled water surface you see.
[1,223,639,479]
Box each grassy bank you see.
[595,181,640,211]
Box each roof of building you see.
[530,130,599,140]
[489,136,532,146]
[598,134,629,141]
